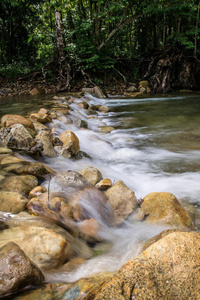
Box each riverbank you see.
[0,92,200,299]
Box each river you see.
[1,92,200,282]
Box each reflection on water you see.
[0,94,54,118]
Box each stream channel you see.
[0,92,200,283]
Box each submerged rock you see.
[141,192,194,230]
[105,180,138,225]
[0,242,44,298]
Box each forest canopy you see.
[0,0,200,91]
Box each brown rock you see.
[79,166,103,185]
[78,102,89,109]
[87,231,200,299]
[3,175,38,196]
[38,108,49,114]
[99,126,115,133]
[0,242,44,297]
[35,129,56,158]
[59,130,80,156]
[96,178,112,190]
[0,148,13,155]
[1,114,34,130]
[141,192,194,230]
[78,218,101,242]
[30,87,43,95]
[105,180,138,225]
[30,113,52,124]
[0,225,72,270]
[28,186,47,199]
[0,191,28,213]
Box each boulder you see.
[96,178,112,191]
[3,175,38,197]
[30,113,52,124]
[30,87,43,95]
[54,170,89,187]
[0,191,28,213]
[79,166,103,185]
[0,242,44,297]
[35,129,56,158]
[141,192,194,230]
[82,86,106,99]
[59,130,80,157]
[0,225,72,270]
[105,180,138,225]
[1,114,34,130]
[87,231,200,299]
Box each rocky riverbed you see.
[0,91,200,299]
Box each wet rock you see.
[0,155,24,165]
[78,102,89,109]
[0,191,28,213]
[87,231,200,299]
[14,162,55,178]
[126,86,138,92]
[105,180,138,226]
[52,136,63,146]
[141,192,194,230]
[0,88,11,96]
[30,113,52,124]
[54,170,89,187]
[38,108,49,115]
[78,218,101,243]
[141,228,184,252]
[27,195,75,224]
[99,126,115,133]
[73,119,88,129]
[0,147,13,155]
[3,175,38,197]
[82,86,106,99]
[79,166,103,185]
[70,186,109,222]
[1,114,34,130]
[32,121,49,133]
[0,224,72,270]
[30,87,43,95]
[29,186,47,199]
[0,242,44,298]
[35,129,56,158]
[98,105,109,113]
[59,130,80,157]
[96,178,112,191]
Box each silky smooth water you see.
[1,92,200,282]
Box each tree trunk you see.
[54,10,71,90]
[194,1,200,58]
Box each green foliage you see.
[0,0,200,81]
[0,61,32,79]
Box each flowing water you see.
[1,92,200,283]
